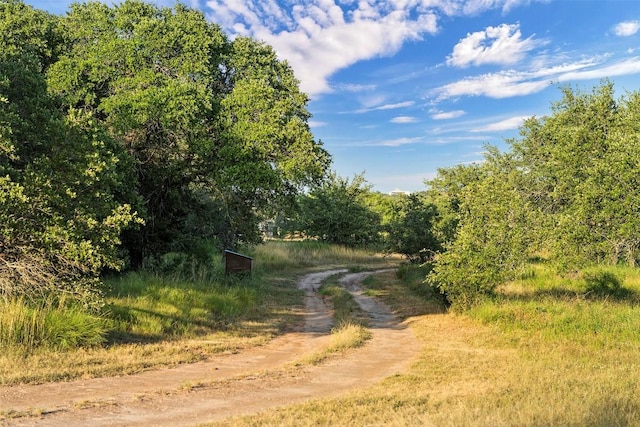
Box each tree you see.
[296,173,380,246]
[386,194,439,263]
[1,1,139,303]
[425,163,487,248]
[427,148,540,309]
[427,81,640,309]
[48,0,329,262]
[511,81,640,268]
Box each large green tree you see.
[296,173,380,246]
[428,81,640,309]
[1,1,138,302]
[427,148,538,309]
[385,193,440,263]
[47,0,329,262]
[511,81,640,268]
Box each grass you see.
[318,277,369,327]
[0,240,396,385]
[250,240,399,273]
[9,242,640,425]
[300,275,375,366]
[209,263,640,427]
[301,322,372,366]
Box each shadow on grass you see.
[497,285,640,305]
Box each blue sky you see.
[25,0,640,193]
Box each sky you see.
[25,0,640,194]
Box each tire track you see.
[1,269,419,427]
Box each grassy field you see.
[0,241,398,385]
[211,263,640,426]
[5,241,640,425]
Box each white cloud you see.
[433,56,640,101]
[557,56,640,82]
[355,100,415,113]
[207,0,439,96]
[613,21,640,37]
[434,70,550,99]
[391,116,419,123]
[335,83,378,92]
[309,120,328,128]
[471,115,529,132]
[379,136,424,146]
[431,110,466,120]
[372,172,437,192]
[447,23,543,67]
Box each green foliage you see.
[512,81,640,268]
[48,1,329,260]
[427,149,538,309]
[394,263,448,307]
[425,163,487,247]
[0,2,139,303]
[0,297,107,352]
[294,172,381,246]
[2,0,330,307]
[428,81,640,309]
[386,194,439,263]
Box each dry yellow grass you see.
[211,269,640,427]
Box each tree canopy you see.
[427,81,640,309]
[1,0,329,301]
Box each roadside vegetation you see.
[3,0,640,424]
[0,241,396,385]
[215,264,640,426]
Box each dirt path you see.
[1,269,420,426]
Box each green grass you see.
[318,277,369,328]
[210,263,640,426]
[301,322,372,366]
[0,297,108,352]
[13,245,640,425]
[250,240,399,273]
[0,240,396,385]
[104,271,258,342]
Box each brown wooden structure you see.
[224,250,253,275]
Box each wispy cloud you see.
[471,115,529,132]
[613,20,640,37]
[433,56,640,101]
[309,120,327,128]
[375,136,423,147]
[334,83,377,92]
[431,110,466,120]
[447,23,544,67]
[391,116,419,124]
[372,172,437,192]
[355,100,415,113]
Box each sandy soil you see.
[1,269,420,426]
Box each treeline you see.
[283,82,640,309]
[3,1,639,312]
[0,0,329,303]
[427,82,640,308]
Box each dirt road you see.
[1,269,420,426]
